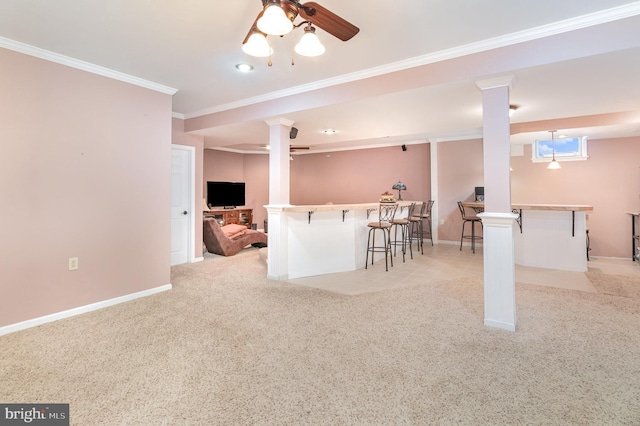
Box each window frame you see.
[531,136,588,163]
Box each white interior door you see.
[171,145,194,266]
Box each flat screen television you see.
[207,181,245,209]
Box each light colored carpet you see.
[1,248,640,425]
[587,270,640,299]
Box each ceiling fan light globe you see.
[242,33,272,57]
[294,31,325,57]
[257,5,294,36]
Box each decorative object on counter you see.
[392,181,406,200]
[380,191,396,203]
[547,130,561,170]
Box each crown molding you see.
[476,75,516,91]
[0,37,178,95]
[184,2,640,119]
[264,117,295,127]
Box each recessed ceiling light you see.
[322,129,336,134]
[235,63,254,72]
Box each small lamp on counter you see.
[392,181,407,201]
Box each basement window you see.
[532,136,588,163]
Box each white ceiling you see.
[1,0,640,153]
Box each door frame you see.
[171,144,196,264]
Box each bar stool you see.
[457,201,483,253]
[409,201,426,255]
[365,202,398,271]
[416,200,435,248]
[391,202,416,262]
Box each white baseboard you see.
[484,318,516,332]
[439,239,483,248]
[0,284,172,336]
[192,256,204,263]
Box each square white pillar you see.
[264,117,294,281]
[476,75,517,331]
[265,206,288,280]
[479,212,518,331]
[265,117,294,205]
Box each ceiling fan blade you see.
[299,2,359,41]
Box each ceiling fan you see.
[259,144,310,152]
[242,0,359,60]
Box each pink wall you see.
[243,154,270,229]
[203,144,433,230]
[0,48,173,328]
[203,150,245,184]
[202,135,638,261]
[437,136,640,259]
[203,135,638,259]
[172,118,204,258]
[437,139,485,241]
[202,149,271,229]
[510,137,640,259]
[290,145,432,205]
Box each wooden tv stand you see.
[205,208,253,229]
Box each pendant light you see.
[547,130,561,170]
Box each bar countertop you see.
[463,202,593,212]
[280,200,415,212]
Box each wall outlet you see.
[68,257,79,271]
[440,219,445,225]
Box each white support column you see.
[265,206,288,280]
[429,140,439,244]
[264,117,294,280]
[476,76,513,212]
[265,117,294,205]
[476,75,517,332]
[478,212,518,331]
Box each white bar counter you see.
[464,202,593,272]
[266,201,414,279]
